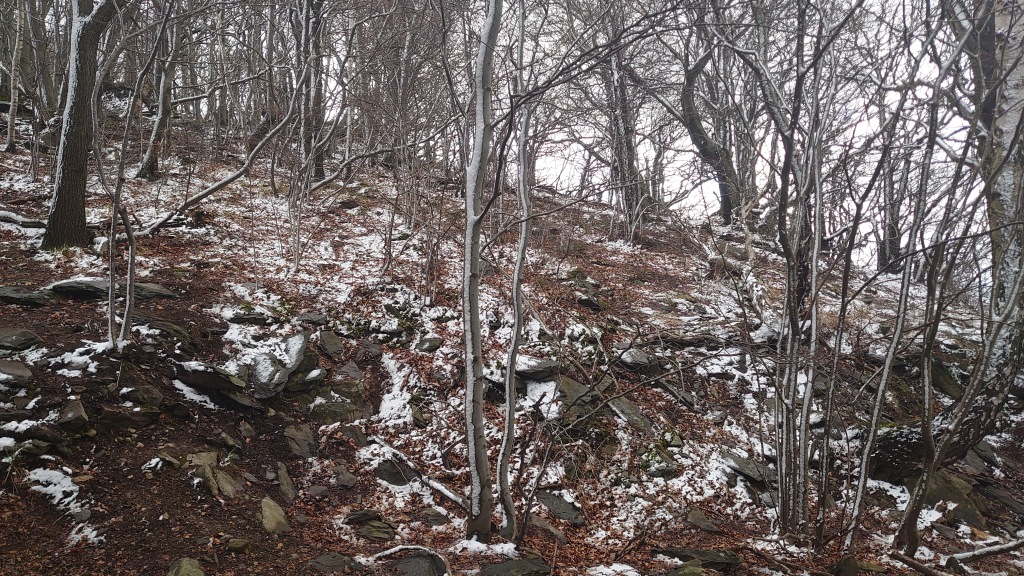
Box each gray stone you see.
[252,333,313,398]
[308,485,329,498]
[375,459,415,486]
[686,508,722,533]
[417,507,449,527]
[528,514,567,544]
[651,548,742,571]
[481,558,551,576]
[186,451,219,467]
[393,552,446,576]
[356,520,395,541]
[56,400,89,432]
[226,311,276,325]
[607,396,653,435]
[0,328,42,351]
[617,347,652,369]
[536,489,585,526]
[318,330,346,358]
[173,362,245,392]
[260,497,290,534]
[354,339,382,362]
[0,286,53,307]
[0,360,32,385]
[414,337,443,353]
[50,279,177,300]
[277,462,297,503]
[124,385,163,408]
[722,451,774,485]
[284,424,316,458]
[196,465,219,497]
[225,538,251,554]
[215,470,243,498]
[910,469,986,529]
[515,356,561,380]
[334,464,357,488]
[167,557,204,576]
[296,312,329,325]
[311,399,363,426]
[239,421,256,438]
[666,561,706,576]
[215,430,244,453]
[219,389,261,409]
[343,509,382,525]
[95,404,159,429]
[307,553,364,574]
[555,376,603,423]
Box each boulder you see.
[318,330,346,358]
[651,548,742,571]
[393,552,447,576]
[536,489,585,526]
[252,333,314,398]
[0,287,53,307]
[515,355,561,380]
[307,553,364,574]
[686,508,722,533]
[284,424,316,458]
[56,400,89,432]
[277,462,297,503]
[296,312,329,326]
[167,558,204,576]
[414,337,443,353]
[310,400,363,426]
[0,360,32,385]
[50,278,177,300]
[375,459,416,486]
[335,464,358,488]
[173,362,245,392]
[95,404,159,429]
[260,497,291,534]
[123,385,164,408]
[356,520,395,541]
[0,328,42,352]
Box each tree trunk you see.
[5,0,24,152]
[463,0,502,543]
[41,0,121,250]
[136,23,178,180]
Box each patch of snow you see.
[171,380,219,410]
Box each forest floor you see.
[2,144,1024,576]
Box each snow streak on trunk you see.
[463,0,503,542]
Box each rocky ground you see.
[2,147,1024,575]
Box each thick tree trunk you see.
[41,0,121,250]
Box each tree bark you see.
[136,22,177,180]
[41,0,122,250]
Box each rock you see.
[0,286,53,307]
[414,337,443,353]
[124,385,163,408]
[576,293,606,311]
[651,548,742,571]
[536,489,585,526]
[666,561,706,575]
[416,507,449,527]
[167,557,204,576]
[528,514,568,544]
[215,470,243,498]
[910,469,986,529]
[0,328,42,351]
[239,421,256,438]
[722,451,774,485]
[607,396,653,435]
[284,424,316,458]
[95,404,160,429]
[308,485,329,499]
[335,464,358,488]
[296,312,329,325]
[831,556,859,576]
[0,360,32,384]
[186,451,219,467]
[481,557,551,576]
[515,355,561,380]
[307,553,364,574]
[225,538,251,554]
[616,347,652,370]
[219,389,261,410]
[356,520,395,541]
[251,333,313,398]
[310,400,363,426]
[56,400,89,432]
[931,360,964,399]
[343,509,382,525]
[554,376,603,423]
[375,459,415,486]
[318,330,346,358]
[50,279,177,300]
[196,465,220,497]
[277,462,297,503]
[173,362,245,392]
[354,339,382,363]
[260,497,290,534]
[393,552,447,576]
[214,430,244,453]
[226,311,276,325]
[686,508,722,533]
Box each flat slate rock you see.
[0,359,32,384]
[686,508,722,533]
[0,286,54,307]
[0,328,42,351]
[284,424,316,458]
[651,548,742,571]
[481,557,551,576]
[515,355,561,380]
[50,278,177,300]
[318,330,346,358]
[393,552,447,576]
[307,553,364,574]
[173,362,246,392]
[167,557,205,576]
[537,489,585,526]
[375,458,416,486]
